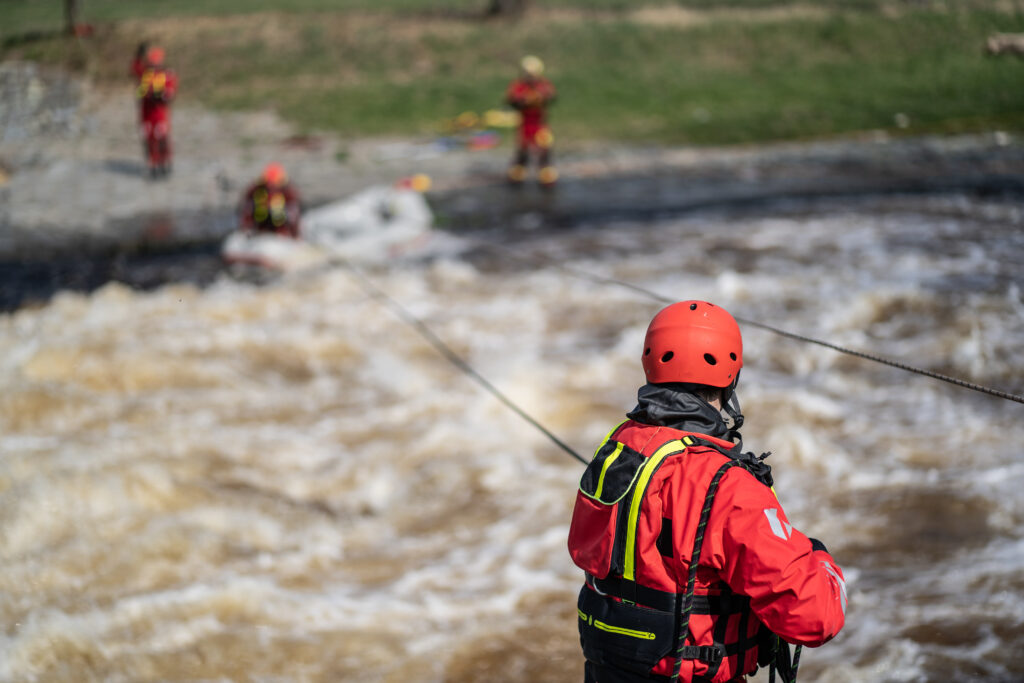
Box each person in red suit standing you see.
[134,46,177,178]
[239,163,302,239]
[505,55,558,188]
[569,301,848,683]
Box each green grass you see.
[2,1,1024,145]
[0,0,884,36]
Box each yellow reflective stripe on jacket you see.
[593,442,624,500]
[136,69,166,99]
[592,420,627,461]
[623,437,689,582]
[578,609,656,641]
[136,71,151,99]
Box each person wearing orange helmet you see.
[568,301,847,683]
[134,45,178,178]
[505,55,558,188]
[239,163,302,238]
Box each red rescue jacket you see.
[239,181,302,238]
[506,77,556,131]
[568,420,847,682]
[136,66,177,122]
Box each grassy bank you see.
[3,1,1023,145]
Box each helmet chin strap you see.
[721,370,744,433]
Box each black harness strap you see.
[589,575,677,612]
[678,645,724,664]
[670,459,743,681]
[705,593,731,680]
[734,599,752,673]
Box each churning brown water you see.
[1,191,1022,682]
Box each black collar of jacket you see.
[627,382,773,487]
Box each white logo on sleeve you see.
[764,507,793,540]
[822,561,848,614]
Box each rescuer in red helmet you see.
[134,45,178,178]
[505,55,558,188]
[568,301,847,683]
[239,163,302,238]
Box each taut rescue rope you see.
[471,239,1024,406]
[340,260,589,464]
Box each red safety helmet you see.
[642,301,743,387]
[262,162,287,187]
[146,46,165,66]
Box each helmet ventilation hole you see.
[730,352,737,361]
[704,353,717,366]
[661,351,674,363]
[644,347,651,356]
[689,303,697,310]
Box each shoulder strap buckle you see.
[678,644,725,663]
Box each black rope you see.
[471,239,1024,406]
[732,316,1024,405]
[767,636,802,683]
[672,459,740,681]
[340,260,589,465]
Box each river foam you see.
[1,192,1022,681]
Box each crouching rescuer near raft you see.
[568,301,847,683]
[239,163,302,239]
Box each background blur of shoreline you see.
[3,0,1023,147]
[3,52,1022,312]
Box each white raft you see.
[221,184,434,273]
[221,231,330,273]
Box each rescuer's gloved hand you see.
[809,537,828,553]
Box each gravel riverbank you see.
[0,61,501,258]
[3,59,1023,259]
